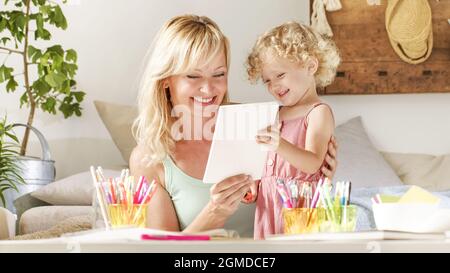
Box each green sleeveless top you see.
[163,156,255,238]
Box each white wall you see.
[1,0,449,178]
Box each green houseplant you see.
[0,116,25,207]
[0,0,85,211]
[0,0,85,155]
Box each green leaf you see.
[53,5,67,30]
[16,31,25,43]
[5,132,18,143]
[28,45,38,57]
[44,72,65,88]
[40,52,50,66]
[61,79,71,94]
[0,182,18,193]
[0,65,14,84]
[42,97,57,114]
[47,45,64,56]
[39,5,51,16]
[31,50,42,63]
[1,37,11,45]
[19,92,28,107]
[72,91,85,103]
[39,29,51,40]
[62,95,73,104]
[50,52,64,69]
[37,63,49,76]
[0,66,4,83]
[6,77,18,92]
[61,62,77,78]
[0,194,5,207]
[0,17,7,33]
[14,13,26,30]
[58,102,71,118]
[28,45,41,60]
[65,49,77,63]
[35,14,44,30]
[69,79,77,87]
[34,12,52,40]
[0,114,24,203]
[32,78,51,96]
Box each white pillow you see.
[31,169,121,205]
[334,117,403,188]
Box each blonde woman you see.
[130,15,338,237]
[247,21,341,239]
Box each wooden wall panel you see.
[312,0,450,95]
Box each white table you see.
[1,238,450,253]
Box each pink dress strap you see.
[303,102,335,128]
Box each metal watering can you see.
[3,124,55,213]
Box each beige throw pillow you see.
[31,169,121,205]
[94,100,138,163]
[381,152,450,191]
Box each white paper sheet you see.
[203,102,279,184]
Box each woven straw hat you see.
[385,0,433,64]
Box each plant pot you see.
[3,124,55,213]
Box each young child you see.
[246,21,340,239]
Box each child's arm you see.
[277,105,334,174]
[256,105,334,174]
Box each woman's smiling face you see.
[166,51,228,117]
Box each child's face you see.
[261,54,315,106]
[166,52,228,117]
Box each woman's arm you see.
[130,145,253,233]
[321,135,338,179]
[184,174,253,233]
[129,146,180,231]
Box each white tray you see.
[373,203,450,233]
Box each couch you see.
[12,101,450,236]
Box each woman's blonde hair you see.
[133,15,230,165]
[247,21,340,87]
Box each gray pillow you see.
[334,117,403,188]
[31,169,121,205]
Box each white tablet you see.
[203,102,279,184]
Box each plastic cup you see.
[282,205,358,234]
[108,204,148,228]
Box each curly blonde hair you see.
[247,21,340,88]
[133,15,230,165]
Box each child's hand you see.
[241,179,260,204]
[255,123,281,151]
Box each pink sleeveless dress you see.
[254,102,333,240]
